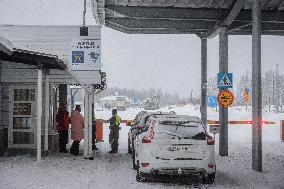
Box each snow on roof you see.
[0,35,13,55]
[155,114,201,123]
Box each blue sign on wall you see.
[217,72,233,89]
[72,51,84,64]
[207,96,217,107]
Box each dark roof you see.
[0,48,66,70]
[96,0,284,36]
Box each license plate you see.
[169,145,190,151]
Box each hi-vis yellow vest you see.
[114,114,121,126]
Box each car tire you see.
[202,173,215,184]
[128,138,132,154]
[136,171,143,182]
[136,169,147,182]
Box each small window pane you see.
[13,117,32,129]
[14,89,35,101]
[13,103,31,115]
[13,132,34,144]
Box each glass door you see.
[8,86,36,148]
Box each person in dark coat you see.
[70,105,84,156]
[56,102,69,153]
[108,109,121,153]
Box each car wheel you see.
[136,169,147,182]
[136,171,143,182]
[202,173,215,184]
[128,138,132,154]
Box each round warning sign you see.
[217,90,234,107]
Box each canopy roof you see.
[93,0,284,36]
[0,48,66,70]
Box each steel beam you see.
[201,39,207,128]
[201,0,246,38]
[105,5,284,23]
[105,18,284,35]
[219,27,229,157]
[106,17,216,30]
[252,0,262,172]
[106,20,206,34]
[105,5,227,21]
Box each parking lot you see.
[0,106,283,189]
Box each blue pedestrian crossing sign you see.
[207,96,217,107]
[217,72,233,89]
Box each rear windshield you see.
[155,121,205,139]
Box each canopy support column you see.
[219,27,229,157]
[201,38,207,127]
[252,0,262,172]
[88,92,94,158]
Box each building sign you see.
[217,90,234,107]
[217,72,233,89]
[71,39,101,71]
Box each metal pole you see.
[252,0,262,172]
[191,90,194,104]
[37,67,43,162]
[276,64,279,113]
[84,89,89,158]
[201,39,207,128]
[44,74,49,151]
[272,73,275,106]
[83,0,87,25]
[71,89,74,111]
[53,86,58,131]
[59,84,67,105]
[88,92,94,157]
[219,27,229,156]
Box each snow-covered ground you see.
[0,105,283,189]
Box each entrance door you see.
[8,86,36,148]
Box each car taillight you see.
[141,162,150,167]
[142,127,154,143]
[205,133,214,145]
[208,163,215,168]
[142,135,151,143]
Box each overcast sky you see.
[0,0,284,98]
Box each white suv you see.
[130,111,176,170]
[134,114,216,184]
